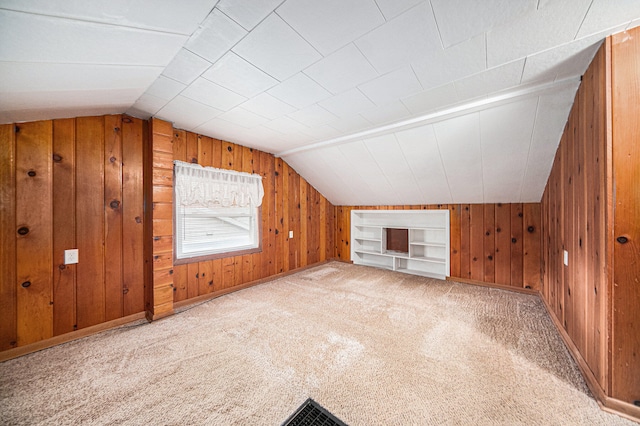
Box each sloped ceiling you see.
[1,1,639,205]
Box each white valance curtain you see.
[174,160,264,208]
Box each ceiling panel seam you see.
[0,7,194,36]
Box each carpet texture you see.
[0,262,634,425]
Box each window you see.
[174,161,264,263]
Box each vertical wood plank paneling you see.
[149,118,174,319]
[187,263,199,299]
[299,177,309,268]
[274,158,284,274]
[469,204,484,281]
[172,129,186,163]
[449,204,461,278]
[198,261,213,294]
[494,203,511,285]
[282,161,291,272]
[289,170,300,268]
[186,132,198,164]
[483,204,496,283]
[242,147,255,282]
[611,29,640,403]
[16,121,54,344]
[460,204,471,278]
[75,117,105,329]
[0,124,17,350]
[510,203,524,286]
[198,135,213,167]
[121,117,145,316]
[103,115,124,321]
[523,203,541,290]
[52,119,76,335]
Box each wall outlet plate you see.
[289,230,294,238]
[65,249,79,265]
[563,250,569,266]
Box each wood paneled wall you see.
[542,31,639,417]
[335,203,542,289]
[148,120,335,310]
[0,116,146,351]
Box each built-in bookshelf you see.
[350,210,450,280]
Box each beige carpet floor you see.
[0,261,634,425]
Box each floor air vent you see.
[282,398,347,426]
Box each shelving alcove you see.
[350,210,450,280]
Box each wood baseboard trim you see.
[539,296,640,423]
[173,259,335,310]
[446,276,538,295]
[0,312,147,363]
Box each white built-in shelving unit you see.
[351,210,450,280]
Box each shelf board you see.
[395,268,446,280]
[355,237,381,242]
[409,241,446,247]
[409,256,446,264]
[353,249,390,257]
[383,249,409,256]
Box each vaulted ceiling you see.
[1,1,639,205]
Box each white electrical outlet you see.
[563,250,569,266]
[289,230,294,238]
[65,249,79,265]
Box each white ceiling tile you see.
[288,105,338,127]
[181,78,247,111]
[480,98,538,201]
[240,92,297,120]
[304,44,379,94]
[433,113,484,203]
[263,116,311,134]
[202,52,278,98]
[577,0,640,39]
[454,60,525,101]
[339,141,399,203]
[0,0,215,35]
[520,84,578,201]
[401,83,459,115]
[0,62,161,93]
[395,124,453,203]
[185,8,247,63]
[217,107,270,128]
[0,10,186,65]
[156,95,224,130]
[486,0,593,67]
[304,124,342,141]
[358,67,422,105]
[355,2,442,74]
[374,0,424,21]
[365,134,421,201]
[318,89,376,117]
[277,0,384,55]
[327,115,372,133]
[412,34,486,91]
[521,36,604,84]
[144,76,186,100]
[359,101,411,125]
[232,14,322,81]
[127,93,167,116]
[194,117,253,144]
[0,88,140,117]
[431,0,535,48]
[267,73,332,109]
[0,99,133,125]
[162,49,212,85]
[216,0,282,30]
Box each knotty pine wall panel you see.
[541,41,609,394]
[335,204,542,289]
[542,30,640,414]
[0,115,146,351]
[610,29,640,406]
[158,122,336,307]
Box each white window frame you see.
[173,161,264,263]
